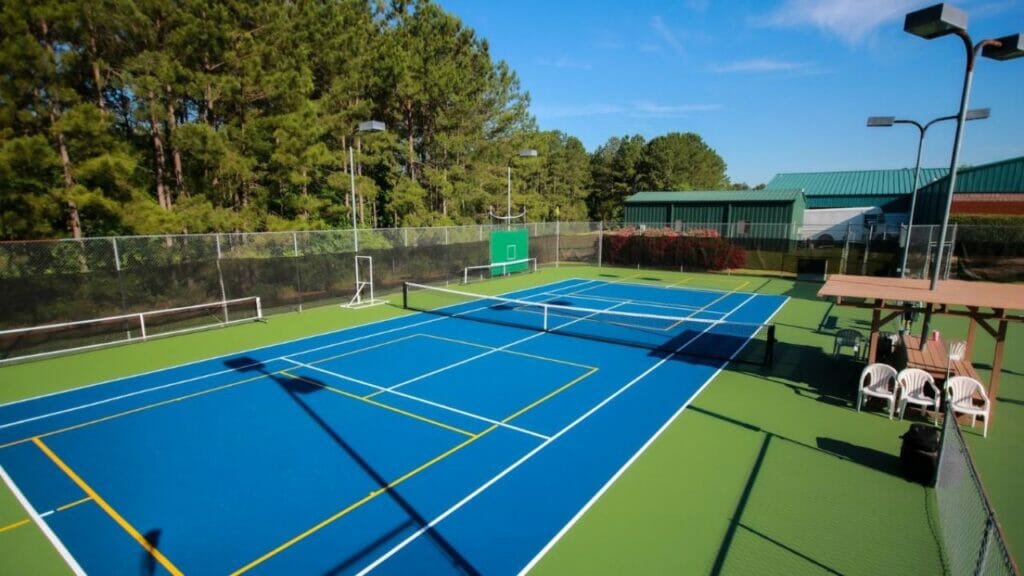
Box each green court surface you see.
[1,265,1020,575]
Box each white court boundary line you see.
[0,278,600,411]
[283,359,550,441]
[0,279,601,431]
[0,464,86,575]
[518,295,790,575]
[569,276,761,297]
[355,291,769,575]
[380,300,627,397]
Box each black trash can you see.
[900,423,940,486]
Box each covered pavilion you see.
[817,274,1023,419]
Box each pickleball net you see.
[403,282,775,366]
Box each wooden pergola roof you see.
[818,275,1022,425]
[818,275,1024,315]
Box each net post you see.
[402,282,409,309]
[464,267,469,284]
[543,305,548,331]
[256,297,263,321]
[139,313,147,340]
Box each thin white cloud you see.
[631,101,723,117]
[638,42,661,53]
[685,0,710,13]
[711,58,815,73]
[538,56,593,71]
[534,103,625,118]
[758,0,921,44]
[650,16,684,54]
[535,101,721,119]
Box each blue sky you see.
[436,0,1024,186]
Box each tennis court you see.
[0,278,785,574]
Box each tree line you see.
[0,0,735,241]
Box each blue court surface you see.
[0,278,787,575]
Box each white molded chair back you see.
[857,363,898,418]
[896,368,939,421]
[945,376,991,437]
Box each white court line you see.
[0,278,600,412]
[0,279,601,432]
[0,464,85,575]
[355,291,763,576]
[381,299,629,396]
[282,359,550,441]
[519,295,790,575]
[545,290,721,315]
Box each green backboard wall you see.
[489,229,529,276]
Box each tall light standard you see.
[904,3,1023,289]
[490,149,538,229]
[350,120,386,252]
[866,108,990,277]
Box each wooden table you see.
[899,334,980,383]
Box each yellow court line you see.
[0,496,92,535]
[734,280,751,292]
[231,424,498,575]
[502,367,599,424]
[56,496,92,512]
[33,438,184,576]
[0,518,31,534]
[670,277,693,286]
[232,363,599,574]
[418,333,597,371]
[281,373,475,438]
[0,372,273,450]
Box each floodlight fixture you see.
[903,3,1021,291]
[867,116,896,127]
[982,33,1024,60]
[904,3,968,39]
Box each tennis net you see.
[0,296,262,364]
[403,282,775,366]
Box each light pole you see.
[904,3,1023,289]
[866,108,990,277]
[491,149,538,229]
[350,120,386,252]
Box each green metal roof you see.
[625,190,804,203]
[920,155,1024,194]
[765,168,948,196]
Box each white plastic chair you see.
[896,368,940,422]
[857,363,898,418]
[946,340,967,382]
[945,376,991,437]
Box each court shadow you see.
[141,529,161,576]
[222,356,479,575]
[816,437,902,477]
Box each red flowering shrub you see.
[603,227,746,270]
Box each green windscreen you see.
[489,229,529,276]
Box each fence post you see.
[597,222,604,267]
[555,220,560,268]
[404,227,409,247]
[861,224,873,276]
[215,233,229,315]
[293,231,303,313]
[840,224,851,274]
[945,223,958,280]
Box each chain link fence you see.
[934,404,1019,576]
[2,220,1021,331]
[600,222,1024,282]
[0,223,603,330]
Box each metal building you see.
[913,155,1024,224]
[623,190,805,240]
[765,168,948,211]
